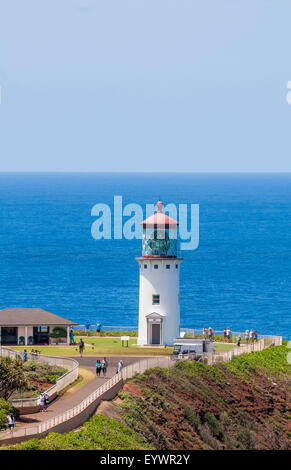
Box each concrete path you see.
[11,356,150,428]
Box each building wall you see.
[137,258,182,345]
[17,326,33,344]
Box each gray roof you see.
[0,308,78,326]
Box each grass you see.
[59,367,95,396]
[10,337,237,357]
[214,343,236,352]
[10,336,173,356]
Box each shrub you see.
[49,327,67,344]
[6,415,153,450]
[0,357,27,400]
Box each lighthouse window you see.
[152,295,160,305]
[175,264,178,269]
[154,264,159,269]
[166,264,170,269]
[144,264,148,269]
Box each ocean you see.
[0,173,290,338]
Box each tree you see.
[49,327,67,345]
[0,357,27,400]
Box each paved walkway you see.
[8,356,150,429]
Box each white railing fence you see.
[0,347,79,408]
[0,334,283,442]
[207,338,265,364]
[0,356,172,440]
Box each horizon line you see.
[0,171,290,174]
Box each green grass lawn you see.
[10,336,173,356]
[214,342,236,352]
[10,337,236,357]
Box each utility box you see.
[172,337,214,357]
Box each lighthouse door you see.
[151,324,161,345]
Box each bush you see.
[6,415,153,450]
[49,327,67,344]
[73,329,138,337]
[0,357,27,400]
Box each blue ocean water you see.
[0,173,290,338]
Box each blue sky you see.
[0,0,291,172]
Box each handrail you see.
[0,335,283,442]
[0,347,79,408]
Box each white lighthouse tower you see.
[136,201,182,346]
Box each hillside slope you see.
[111,344,291,450]
[6,344,291,450]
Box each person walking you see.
[85,321,90,337]
[117,360,123,374]
[69,329,75,345]
[43,392,49,411]
[79,339,85,357]
[23,349,28,362]
[96,359,102,377]
[101,357,108,377]
[223,328,227,342]
[245,330,249,345]
[39,392,45,412]
[203,327,207,340]
[96,321,102,336]
[7,414,15,435]
[254,330,258,342]
[226,327,230,342]
[237,335,241,347]
[249,329,254,344]
[208,327,213,340]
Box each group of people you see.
[39,391,49,412]
[95,358,108,376]
[6,390,49,434]
[22,349,40,361]
[85,321,102,337]
[244,329,258,344]
[236,329,258,347]
[202,326,259,347]
[95,358,123,376]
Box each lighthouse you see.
[136,201,182,346]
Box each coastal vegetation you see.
[5,344,290,450]
[112,344,290,450]
[11,361,67,399]
[0,356,66,402]
[5,415,153,450]
[0,357,27,400]
[73,329,138,337]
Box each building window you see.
[154,264,159,269]
[152,294,160,305]
[176,264,178,269]
[144,264,148,269]
[166,264,170,269]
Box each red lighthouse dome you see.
[141,200,179,229]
